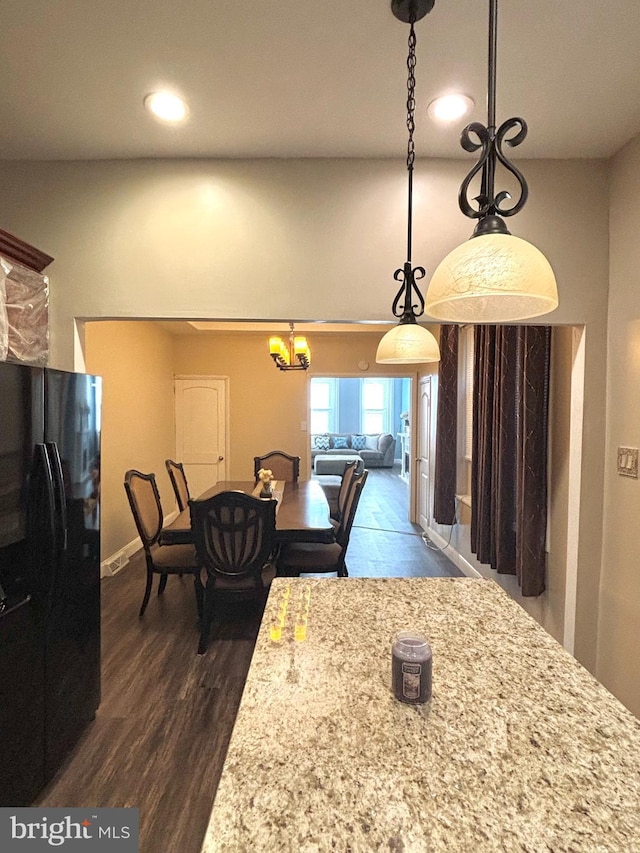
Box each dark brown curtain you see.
[433,325,458,524]
[471,325,551,596]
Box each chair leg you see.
[194,576,204,626]
[197,584,216,655]
[158,574,168,595]
[338,561,348,578]
[139,567,154,617]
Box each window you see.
[310,378,338,433]
[361,378,392,433]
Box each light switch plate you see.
[617,446,639,478]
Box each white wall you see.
[599,133,640,715]
[0,155,609,675]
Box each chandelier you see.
[376,0,440,365]
[424,0,558,322]
[269,322,311,371]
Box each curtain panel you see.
[471,325,551,596]
[433,325,458,525]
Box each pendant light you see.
[425,0,558,323]
[376,0,440,365]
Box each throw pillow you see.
[315,434,330,451]
[333,435,349,449]
[365,434,379,451]
[351,434,366,451]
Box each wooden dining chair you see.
[331,460,362,530]
[165,459,191,512]
[276,470,368,578]
[190,491,277,654]
[124,469,201,618]
[253,450,300,483]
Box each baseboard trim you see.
[101,509,179,578]
[101,538,139,578]
[425,527,482,579]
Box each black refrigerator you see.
[0,362,101,806]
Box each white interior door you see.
[418,376,432,532]
[174,376,228,498]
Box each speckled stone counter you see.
[201,578,640,852]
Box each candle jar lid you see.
[393,631,432,661]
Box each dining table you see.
[200,577,640,852]
[160,479,335,546]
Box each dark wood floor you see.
[37,466,460,852]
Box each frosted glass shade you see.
[426,233,559,323]
[376,323,440,364]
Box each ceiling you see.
[3,0,640,162]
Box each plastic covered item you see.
[0,254,49,366]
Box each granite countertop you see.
[201,577,640,852]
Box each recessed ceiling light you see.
[427,94,474,123]
[144,91,189,123]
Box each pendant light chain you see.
[405,21,417,263]
[376,0,440,364]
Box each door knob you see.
[218,455,224,461]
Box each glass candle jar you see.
[392,631,432,704]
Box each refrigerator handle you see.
[30,444,56,549]
[46,442,68,554]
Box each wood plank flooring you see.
[339,466,463,578]
[37,467,460,853]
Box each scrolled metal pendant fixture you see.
[376,0,440,364]
[425,0,558,323]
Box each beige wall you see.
[598,133,640,714]
[84,321,177,560]
[0,158,607,364]
[0,155,611,701]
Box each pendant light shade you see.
[376,322,440,364]
[427,232,558,323]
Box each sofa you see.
[310,432,396,468]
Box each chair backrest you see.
[165,459,191,511]
[124,470,163,551]
[335,469,368,548]
[253,450,300,483]
[190,491,277,582]
[336,460,359,521]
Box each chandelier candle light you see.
[376,0,440,365]
[269,322,311,371]
[425,0,558,322]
